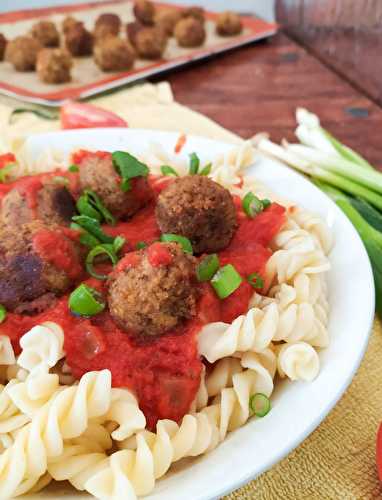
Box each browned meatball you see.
[0,220,83,313]
[1,180,77,228]
[216,11,243,36]
[156,175,237,254]
[133,0,156,26]
[181,6,205,24]
[126,21,143,48]
[5,36,42,71]
[174,17,206,48]
[135,27,167,59]
[0,34,7,61]
[36,48,72,84]
[65,22,93,56]
[155,8,182,36]
[94,37,135,71]
[94,13,121,40]
[62,16,79,34]
[79,153,153,219]
[108,242,198,336]
[31,20,60,47]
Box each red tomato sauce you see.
[0,159,286,428]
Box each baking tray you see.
[0,0,277,105]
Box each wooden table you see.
[160,32,382,169]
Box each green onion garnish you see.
[77,190,116,226]
[211,264,242,299]
[189,153,200,175]
[69,284,105,316]
[242,192,265,218]
[9,107,58,125]
[196,254,219,282]
[52,176,69,186]
[68,164,79,173]
[199,163,212,176]
[72,215,115,244]
[0,305,7,323]
[161,165,178,177]
[247,272,264,289]
[262,199,271,209]
[0,163,15,183]
[71,222,101,249]
[160,234,193,254]
[136,241,147,250]
[112,151,149,192]
[86,244,118,280]
[113,236,126,253]
[249,393,271,417]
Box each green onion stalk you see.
[253,108,382,318]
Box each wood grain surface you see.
[276,0,382,106]
[160,33,382,169]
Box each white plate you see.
[23,129,375,499]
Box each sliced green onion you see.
[69,284,105,316]
[211,264,242,299]
[68,164,79,173]
[249,393,271,417]
[160,233,193,254]
[247,272,264,289]
[71,223,101,249]
[52,176,69,186]
[136,241,147,250]
[196,254,219,282]
[199,163,212,176]
[86,245,118,280]
[72,215,115,244]
[112,151,149,192]
[189,152,200,175]
[261,199,271,209]
[242,192,264,217]
[161,165,178,177]
[0,305,6,323]
[113,235,126,253]
[77,190,116,226]
[0,163,15,183]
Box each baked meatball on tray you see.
[0,0,276,104]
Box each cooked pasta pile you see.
[0,141,332,499]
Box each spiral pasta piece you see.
[0,380,30,435]
[287,206,334,255]
[85,352,274,499]
[276,342,320,381]
[17,322,65,374]
[0,370,111,498]
[0,336,15,367]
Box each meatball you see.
[0,34,7,61]
[94,13,121,40]
[65,22,93,56]
[135,27,167,59]
[0,220,82,313]
[126,21,143,47]
[155,8,182,37]
[174,17,206,48]
[181,6,205,24]
[31,20,60,47]
[79,153,152,219]
[216,11,243,36]
[156,175,237,253]
[5,36,42,71]
[133,0,155,26]
[36,48,72,84]
[62,16,79,34]
[94,37,135,71]
[108,242,198,336]
[1,180,77,228]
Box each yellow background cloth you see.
[0,83,380,500]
